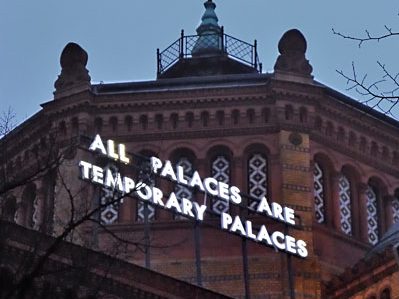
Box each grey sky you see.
[1,1,399,123]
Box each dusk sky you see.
[1,1,399,123]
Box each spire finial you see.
[191,0,222,56]
[196,0,220,35]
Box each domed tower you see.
[157,0,261,78]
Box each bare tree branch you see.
[0,107,16,139]
[336,61,399,118]
[332,25,399,47]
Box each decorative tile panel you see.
[313,162,325,223]
[339,174,352,235]
[211,155,230,214]
[366,185,379,245]
[248,154,267,210]
[174,157,193,220]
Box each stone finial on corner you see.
[274,29,313,81]
[54,42,91,99]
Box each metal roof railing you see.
[157,27,262,76]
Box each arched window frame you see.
[171,150,196,220]
[313,161,327,224]
[312,155,335,227]
[365,183,380,245]
[208,147,233,215]
[245,145,270,213]
[338,172,353,236]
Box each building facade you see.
[1,1,399,298]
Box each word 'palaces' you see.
[78,135,308,257]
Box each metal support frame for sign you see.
[194,221,202,286]
[144,202,151,269]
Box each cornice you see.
[317,94,399,146]
[311,132,399,178]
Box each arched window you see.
[174,157,193,220]
[248,153,268,210]
[211,155,230,214]
[366,185,379,245]
[338,174,352,235]
[313,162,326,224]
[99,164,122,225]
[381,288,391,299]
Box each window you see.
[211,155,230,214]
[313,162,326,223]
[174,157,193,220]
[366,185,379,245]
[338,174,352,235]
[248,153,268,210]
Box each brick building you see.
[1,1,399,298]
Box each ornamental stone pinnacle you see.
[54,42,91,99]
[274,29,313,81]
